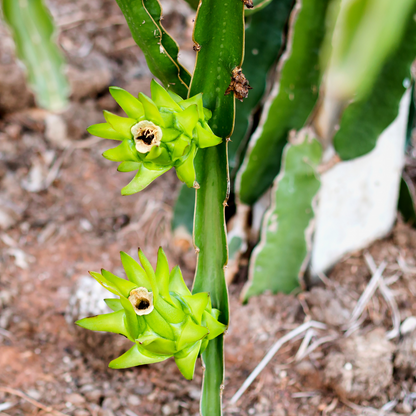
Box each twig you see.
[0,402,15,412]
[322,398,338,416]
[295,334,338,362]
[294,328,315,361]
[291,391,319,398]
[346,258,387,328]
[0,387,67,416]
[0,328,14,341]
[364,254,401,340]
[228,320,326,404]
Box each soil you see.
[2,1,416,415]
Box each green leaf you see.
[104,298,123,312]
[109,344,169,369]
[144,308,174,340]
[243,132,322,299]
[176,146,197,188]
[174,105,199,137]
[237,0,330,205]
[118,161,141,172]
[103,140,140,162]
[121,164,171,195]
[114,0,189,98]
[76,310,130,340]
[109,86,145,119]
[202,311,227,340]
[195,123,222,149]
[180,94,204,119]
[142,337,177,355]
[2,0,69,111]
[89,271,122,297]
[182,292,210,324]
[150,79,183,112]
[155,247,172,303]
[87,123,126,141]
[169,266,192,297]
[120,251,153,292]
[229,0,294,172]
[103,111,136,135]
[160,127,181,142]
[176,318,209,351]
[155,296,185,324]
[174,341,202,380]
[101,269,138,298]
[138,93,165,126]
[138,249,159,300]
[168,90,183,103]
[119,296,140,339]
[333,10,416,160]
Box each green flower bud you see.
[76,248,227,380]
[87,80,222,195]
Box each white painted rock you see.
[310,89,410,275]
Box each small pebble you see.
[65,393,85,405]
[102,397,121,411]
[127,394,141,406]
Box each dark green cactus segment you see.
[244,0,273,16]
[237,0,330,205]
[229,0,294,173]
[172,184,195,236]
[114,0,189,98]
[189,0,244,138]
[181,0,200,10]
[189,0,244,413]
[76,248,226,380]
[242,132,322,300]
[398,175,416,226]
[2,0,69,111]
[87,80,222,194]
[333,7,416,160]
[143,0,192,88]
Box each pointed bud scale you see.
[103,111,136,135]
[175,144,197,188]
[87,123,125,141]
[174,341,202,380]
[87,81,222,194]
[76,248,226,379]
[121,164,171,196]
[109,87,145,119]
[104,298,123,312]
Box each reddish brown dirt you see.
[2,1,416,416]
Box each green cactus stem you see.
[76,248,226,380]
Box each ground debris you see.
[323,328,395,401]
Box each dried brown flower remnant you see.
[241,0,254,8]
[193,43,201,52]
[131,120,162,153]
[225,67,252,102]
[128,287,154,316]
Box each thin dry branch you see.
[228,320,327,405]
[345,258,387,329]
[0,387,67,416]
[364,253,400,339]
